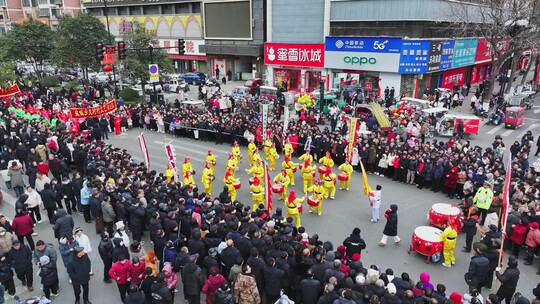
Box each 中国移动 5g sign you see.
[324,37,402,72]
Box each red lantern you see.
[103,65,113,72]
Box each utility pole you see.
[103,0,118,98]
[148,45,157,103]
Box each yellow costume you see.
[247,141,258,166]
[252,152,262,164]
[227,154,237,172]
[273,170,290,201]
[307,181,325,215]
[267,145,278,171]
[281,156,298,186]
[319,153,335,171]
[322,169,337,199]
[201,165,214,196]
[263,139,272,158]
[164,165,175,183]
[338,162,354,191]
[286,191,304,228]
[183,170,195,188]
[284,142,294,159]
[182,157,194,179]
[299,150,313,164]
[224,168,239,202]
[440,226,457,267]
[249,177,264,212]
[205,150,217,174]
[301,159,316,193]
[246,161,264,180]
[231,141,241,167]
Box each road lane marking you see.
[517,123,538,138]
[501,129,514,137]
[534,109,540,114]
[486,124,504,134]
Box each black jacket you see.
[39,263,59,287]
[383,205,399,237]
[151,282,173,304]
[343,233,366,257]
[300,277,322,304]
[98,238,114,261]
[66,254,91,284]
[467,255,490,284]
[0,260,13,283]
[124,291,146,304]
[213,288,234,304]
[181,262,203,296]
[496,267,520,290]
[8,244,33,273]
[263,265,285,297]
[41,188,58,210]
[53,209,74,239]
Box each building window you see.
[143,5,159,15]
[105,7,116,16]
[51,8,61,18]
[161,4,173,14]
[118,6,128,15]
[39,8,50,17]
[175,3,189,14]
[192,2,200,13]
[38,0,49,5]
[0,0,6,7]
[128,6,141,15]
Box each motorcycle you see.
[487,111,504,125]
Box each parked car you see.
[163,78,189,93]
[182,72,206,85]
[132,81,163,96]
[89,72,111,83]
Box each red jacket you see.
[510,224,528,245]
[11,213,34,237]
[108,260,132,285]
[129,261,146,285]
[525,225,540,248]
[202,274,225,304]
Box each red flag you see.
[500,153,512,228]
[264,162,272,212]
[137,133,150,171]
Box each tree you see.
[0,62,16,87]
[450,0,540,102]
[52,14,110,79]
[121,23,173,97]
[0,20,54,79]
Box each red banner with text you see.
[0,84,21,97]
[69,99,117,119]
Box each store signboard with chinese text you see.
[440,40,455,71]
[264,43,324,68]
[428,41,443,72]
[441,67,466,89]
[398,40,430,74]
[324,37,402,72]
[451,39,478,68]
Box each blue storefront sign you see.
[451,39,478,68]
[440,40,455,71]
[398,40,431,74]
[325,37,402,53]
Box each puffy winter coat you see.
[525,224,540,248]
[162,262,178,289]
[383,205,399,237]
[0,228,13,255]
[7,243,32,273]
[510,224,528,245]
[11,213,34,237]
[202,274,225,304]
[109,260,132,285]
[234,273,261,304]
[53,209,74,239]
[39,263,59,287]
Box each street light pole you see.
[103,0,118,98]
[149,45,157,103]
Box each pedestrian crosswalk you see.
[482,122,539,137]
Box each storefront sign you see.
[535,62,540,86]
[441,67,466,89]
[398,40,430,74]
[452,39,478,68]
[70,99,117,119]
[343,56,377,65]
[160,39,206,56]
[475,38,493,64]
[440,40,455,71]
[325,37,402,53]
[264,43,325,68]
[428,41,443,72]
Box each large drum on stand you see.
[408,226,443,263]
[272,184,284,194]
[429,203,462,232]
[233,182,241,190]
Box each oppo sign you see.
[343,56,377,66]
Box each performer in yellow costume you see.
[246,158,264,181]
[183,169,195,188]
[322,168,337,200]
[231,140,241,167]
[201,162,215,196]
[263,139,272,157]
[286,191,304,228]
[205,150,217,174]
[247,139,258,167]
[301,158,316,194]
[299,148,313,164]
[440,224,457,268]
[307,179,325,216]
[273,169,290,201]
[338,160,354,191]
[182,156,194,178]
[284,141,294,159]
[266,143,278,171]
[318,151,335,177]
[249,177,264,212]
[164,163,175,183]
[281,155,298,186]
[224,167,239,202]
[226,154,237,172]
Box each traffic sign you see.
[149,64,159,83]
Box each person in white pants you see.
[369,185,382,223]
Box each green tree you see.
[121,23,172,95]
[0,62,17,87]
[0,20,54,79]
[52,14,109,78]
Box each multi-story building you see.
[1,0,81,33]
[84,0,207,73]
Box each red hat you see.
[351,253,361,261]
[449,292,462,304]
[288,191,296,203]
[337,245,346,254]
[252,177,260,186]
[207,149,212,155]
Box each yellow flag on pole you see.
[359,159,372,197]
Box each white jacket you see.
[369,190,382,208]
[75,233,92,254]
[35,176,50,192]
[25,190,43,208]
